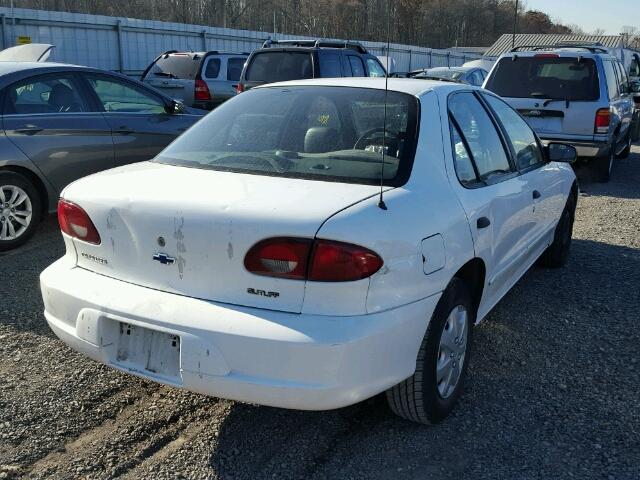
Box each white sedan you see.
[41,78,578,424]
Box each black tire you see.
[539,192,576,268]
[0,171,41,252]
[594,145,614,183]
[386,278,474,424]
[617,134,631,160]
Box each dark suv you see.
[237,39,386,92]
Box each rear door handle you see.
[532,190,541,199]
[14,124,43,135]
[477,217,491,229]
[115,126,134,135]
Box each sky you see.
[525,0,638,34]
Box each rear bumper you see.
[539,135,610,159]
[40,260,439,410]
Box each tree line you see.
[0,0,622,49]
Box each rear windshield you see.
[146,54,203,79]
[245,52,313,83]
[155,86,419,186]
[485,57,599,101]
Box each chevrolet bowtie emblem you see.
[153,253,176,265]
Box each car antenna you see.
[377,0,391,211]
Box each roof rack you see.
[510,43,609,54]
[261,38,367,54]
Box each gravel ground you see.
[1,146,639,479]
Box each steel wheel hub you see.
[437,305,469,399]
[0,185,32,241]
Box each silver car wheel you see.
[436,305,468,399]
[0,185,33,241]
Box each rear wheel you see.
[594,144,615,182]
[539,192,576,268]
[0,171,41,251]
[385,278,473,424]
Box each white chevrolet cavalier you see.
[41,78,578,424]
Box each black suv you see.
[237,39,386,92]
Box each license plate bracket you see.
[115,323,181,381]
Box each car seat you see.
[48,83,83,112]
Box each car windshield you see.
[485,56,599,100]
[147,54,202,79]
[245,52,313,83]
[155,86,419,186]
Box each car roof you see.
[165,51,248,57]
[255,77,471,96]
[498,48,615,59]
[0,61,80,76]
[428,67,470,72]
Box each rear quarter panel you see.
[0,134,58,213]
[307,91,475,316]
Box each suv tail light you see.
[195,79,211,101]
[595,108,611,134]
[244,238,383,282]
[236,83,245,94]
[57,199,101,244]
[534,54,559,58]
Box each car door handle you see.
[14,124,43,135]
[115,126,134,135]
[532,190,541,199]
[477,217,491,229]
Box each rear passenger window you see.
[320,54,342,77]
[615,61,628,94]
[450,126,477,185]
[448,92,511,183]
[348,56,366,77]
[204,58,221,78]
[227,58,245,81]
[483,94,544,170]
[603,61,619,100]
[4,76,88,115]
[366,58,386,77]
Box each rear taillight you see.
[236,83,245,94]
[534,54,559,58]
[57,199,101,244]
[309,239,383,282]
[595,108,611,134]
[195,79,211,101]
[244,237,383,282]
[244,238,312,280]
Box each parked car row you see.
[0,37,636,425]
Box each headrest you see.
[304,127,338,153]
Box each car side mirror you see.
[167,99,184,114]
[547,143,577,163]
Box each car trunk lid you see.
[63,162,379,313]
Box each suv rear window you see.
[245,52,313,83]
[155,86,419,186]
[485,57,599,101]
[147,54,202,79]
